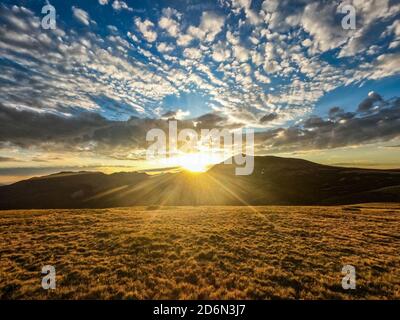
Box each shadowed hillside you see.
[1,156,400,209]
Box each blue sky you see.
[0,0,399,182]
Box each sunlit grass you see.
[1,204,399,299]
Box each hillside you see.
[1,205,400,299]
[0,156,400,209]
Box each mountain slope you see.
[0,156,399,209]
[0,171,148,209]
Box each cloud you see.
[157,42,174,53]
[0,156,21,162]
[328,107,355,120]
[301,38,312,47]
[1,90,399,161]
[254,70,270,84]
[260,113,278,123]
[369,53,400,79]
[72,6,91,26]
[112,1,133,12]
[0,1,399,150]
[187,11,225,43]
[199,11,225,42]
[338,0,400,57]
[385,19,400,36]
[158,8,181,37]
[255,93,400,153]
[183,47,202,60]
[99,0,109,5]
[211,41,231,62]
[177,34,194,46]
[134,17,157,42]
[300,2,348,53]
[194,113,226,129]
[161,109,190,120]
[232,44,249,62]
[0,5,172,117]
[357,91,383,113]
[0,102,226,156]
[231,0,261,25]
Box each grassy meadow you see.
[0,204,399,299]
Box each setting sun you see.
[158,152,226,173]
[174,153,213,172]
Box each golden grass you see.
[1,204,399,299]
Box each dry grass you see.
[1,204,399,299]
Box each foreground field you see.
[0,205,399,299]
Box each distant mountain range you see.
[1,156,400,209]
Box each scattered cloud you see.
[134,17,157,42]
[260,113,278,123]
[255,94,400,153]
[72,6,91,26]
[0,2,399,167]
[158,8,181,37]
[161,109,190,120]
[112,1,133,12]
[1,92,399,159]
[357,91,383,113]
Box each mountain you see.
[0,171,148,209]
[0,156,400,209]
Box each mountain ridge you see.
[1,156,399,209]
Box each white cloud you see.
[161,109,190,120]
[159,17,180,37]
[212,41,231,62]
[177,34,194,47]
[337,0,400,57]
[233,44,249,62]
[384,20,400,38]
[187,11,225,43]
[158,8,181,37]
[231,0,261,25]
[112,1,133,12]
[127,31,139,42]
[389,40,400,49]
[107,25,118,33]
[367,53,400,80]
[99,0,108,5]
[261,0,279,13]
[301,38,312,47]
[72,6,90,26]
[157,42,174,53]
[134,17,157,42]
[300,2,348,53]
[226,31,239,45]
[1,1,400,139]
[199,12,225,42]
[254,70,270,84]
[183,47,202,60]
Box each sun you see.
[175,153,209,172]
[180,162,207,173]
[157,152,226,173]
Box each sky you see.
[0,0,400,184]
